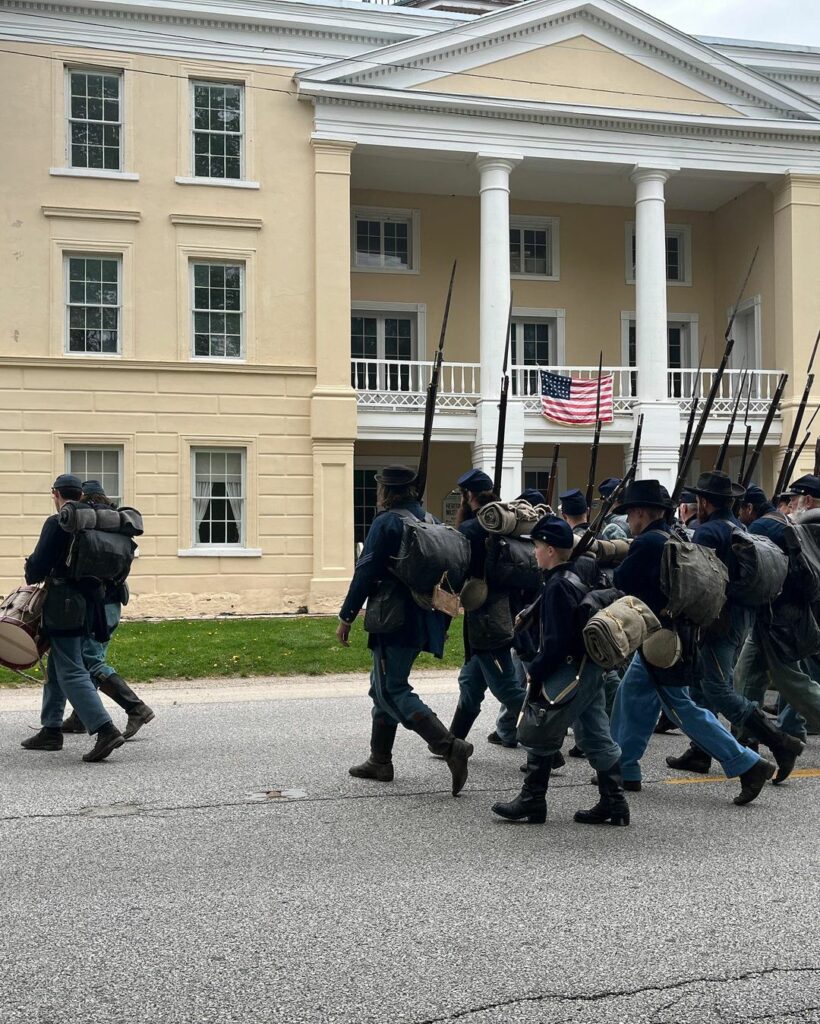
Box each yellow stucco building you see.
[2,0,820,615]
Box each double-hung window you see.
[65,255,121,354]
[192,448,245,547]
[192,81,243,180]
[67,68,122,171]
[511,318,554,396]
[627,223,692,285]
[65,446,123,505]
[509,216,559,279]
[351,310,417,392]
[191,261,244,359]
[352,208,418,272]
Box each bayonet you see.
[492,296,514,496]
[584,352,604,512]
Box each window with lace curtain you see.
[192,448,245,546]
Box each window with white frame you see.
[191,261,244,359]
[65,254,121,354]
[509,217,559,279]
[624,318,695,398]
[353,467,378,551]
[351,310,417,391]
[511,318,554,396]
[191,81,243,180]
[67,67,122,171]
[192,448,245,546]
[66,446,123,505]
[627,223,692,285]
[352,208,418,272]
[523,459,567,502]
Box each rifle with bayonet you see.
[772,330,820,496]
[584,352,604,513]
[492,297,514,497]
[737,376,754,483]
[415,260,456,499]
[740,372,788,488]
[715,366,748,471]
[546,445,560,508]
[679,346,704,473]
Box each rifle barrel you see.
[492,296,514,496]
[773,372,815,497]
[741,372,788,488]
[725,247,759,342]
[546,445,560,507]
[584,354,604,511]
[715,367,748,471]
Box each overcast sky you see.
[628,0,820,47]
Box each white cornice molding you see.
[42,205,141,220]
[299,0,820,120]
[169,213,263,228]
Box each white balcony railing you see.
[672,369,783,416]
[352,359,783,420]
[352,358,480,411]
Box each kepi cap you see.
[790,474,820,499]
[598,477,622,498]
[516,488,546,507]
[81,479,106,497]
[457,468,494,493]
[559,488,587,516]
[530,514,574,549]
[742,484,768,508]
[52,473,82,491]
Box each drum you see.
[0,585,49,670]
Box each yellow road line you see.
[664,767,820,785]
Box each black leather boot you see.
[97,673,155,740]
[61,710,86,733]
[82,723,125,762]
[412,713,473,796]
[349,714,399,782]
[741,707,805,784]
[574,760,630,825]
[666,743,712,774]
[492,755,551,823]
[734,757,776,805]
[21,727,63,751]
[654,710,678,734]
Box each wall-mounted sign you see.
[442,489,463,526]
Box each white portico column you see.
[473,153,524,500]
[629,166,681,489]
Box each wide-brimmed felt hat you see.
[375,464,417,486]
[613,479,675,515]
[790,474,820,499]
[457,468,494,493]
[693,470,745,500]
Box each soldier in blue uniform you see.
[337,465,472,796]
[733,483,818,776]
[608,478,775,805]
[599,478,630,541]
[492,515,629,826]
[559,489,589,536]
[449,469,526,748]
[667,471,800,778]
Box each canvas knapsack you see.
[58,500,143,584]
[660,535,728,627]
[483,535,542,592]
[782,521,820,604]
[388,509,470,595]
[727,528,788,607]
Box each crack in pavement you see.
[405,966,820,1024]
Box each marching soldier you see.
[733,483,820,772]
[559,489,589,535]
[450,469,526,748]
[599,478,630,541]
[667,471,801,779]
[608,478,775,805]
[677,489,699,535]
[337,465,472,796]
[492,515,629,826]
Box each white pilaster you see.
[630,165,681,489]
[474,153,523,499]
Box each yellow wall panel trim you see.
[43,206,141,221]
[0,356,315,375]
[169,214,263,229]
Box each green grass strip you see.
[0,616,465,687]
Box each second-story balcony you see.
[352,358,784,422]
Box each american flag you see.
[540,370,614,426]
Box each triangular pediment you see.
[300,0,820,121]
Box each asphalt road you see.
[1,672,818,1024]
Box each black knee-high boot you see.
[741,707,805,784]
[411,713,473,796]
[349,713,399,782]
[574,759,630,826]
[492,754,551,824]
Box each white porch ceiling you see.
[351,147,775,210]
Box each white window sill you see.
[178,547,262,558]
[625,279,692,288]
[175,176,260,190]
[63,350,123,358]
[511,273,560,282]
[51,167,139,181]
[352,265,419,275]
[191,355,246,364]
